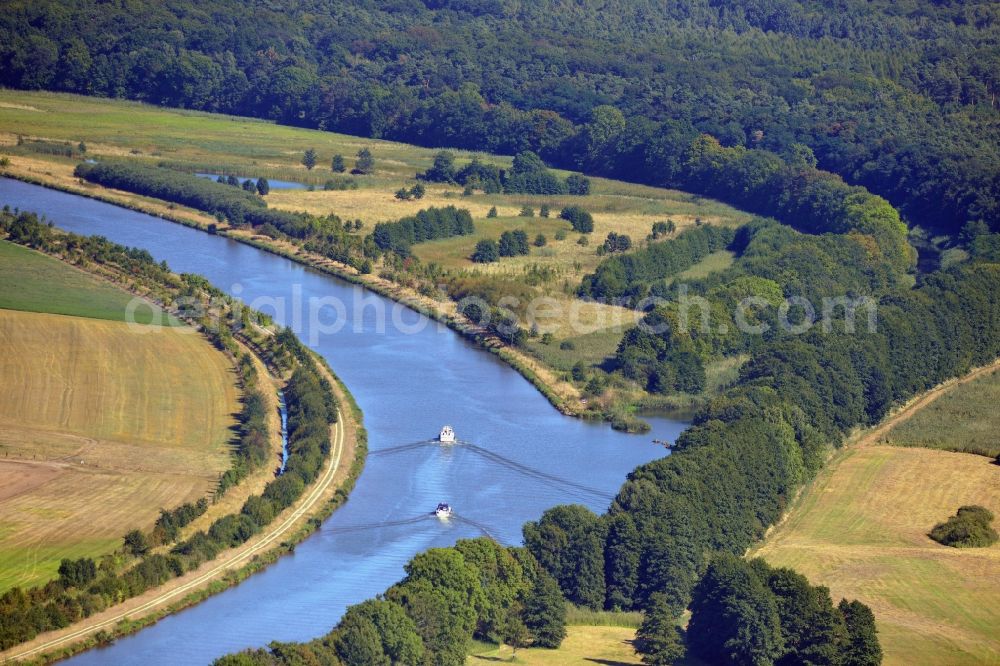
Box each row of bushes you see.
[419,150,590,196]
[16,136,83,158]
[73,161,309,237]
[371,206,474,256]
[216,354,271,496]
[151,498,210,547]
[579,224,736,304]
[0,211,339,651]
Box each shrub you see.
[354,148,374,174]
[472,239,499,263]
[560,206,594,233]
[499,229,529,257]
[929,506,998,548]
[565,174,591,195]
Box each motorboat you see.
[439,425,456,443]
[434,502,453,519]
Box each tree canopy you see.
[4,0,996,234]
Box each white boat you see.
[439,425,456,443]
[434,502,453,519]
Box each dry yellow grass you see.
[267,182,738,343]
[467,626,641,665]
[0,309,239,591]
[0,88,753,408]
[753,446,1000,665]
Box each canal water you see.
[195,173,308,190]
[0,178,686,665]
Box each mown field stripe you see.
[1,408,345,662]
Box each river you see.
[0,177,686,665]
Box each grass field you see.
[0,89,756,415]
[886,367,1000,457]
[669,249,735,284]
[0,241,174,325]
[0,305,238,592]
[753,446,1000,665]
[0,89,749,341]
[467,625,642,665]
[0,88,750,274]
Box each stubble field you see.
[0,244,239,591]
[753,445,1000,665]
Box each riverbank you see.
[0,224,367,665]
[0,88,754,429]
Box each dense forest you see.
[607,213,908,395]
[2,0,997,235]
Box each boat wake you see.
[323,511,499,541]
[369,437,616,504]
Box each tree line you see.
[580,224,736,304]
[73,161,308,234]
[0,210,339,651]
[73,161,374,271]
[4,0,994,236]
[371,206,474,256]
[213,537,567,666]
[418,150,590,196]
